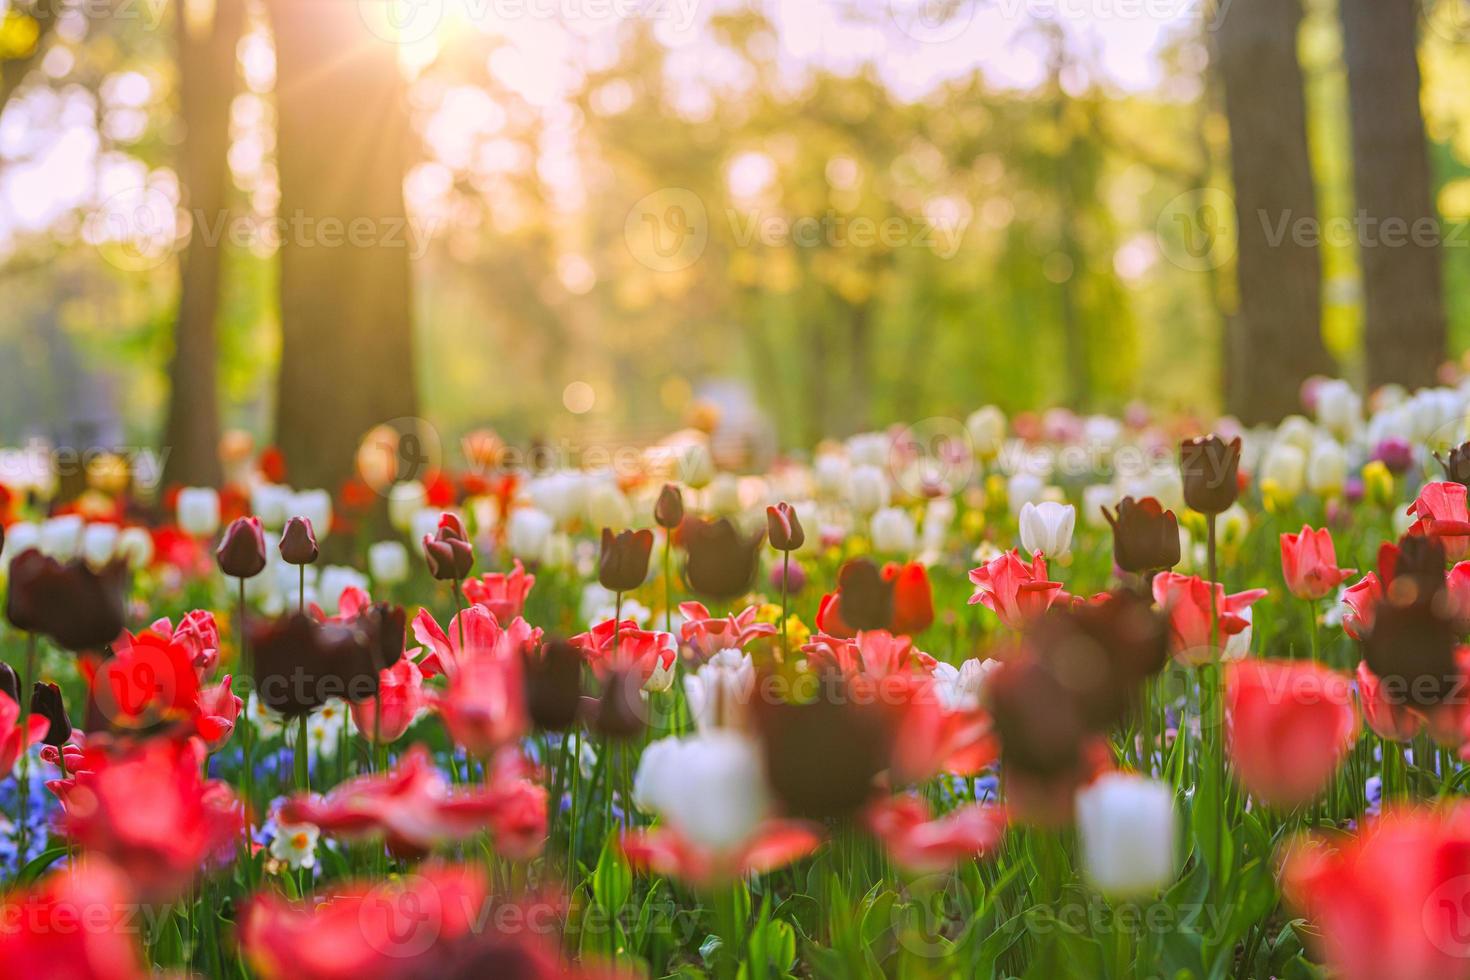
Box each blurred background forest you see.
[2,0,1470,493]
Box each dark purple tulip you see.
[217,517,268,579]
[279,516,319,565]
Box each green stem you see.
[15,631,36,872]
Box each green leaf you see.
[592,830,631,914]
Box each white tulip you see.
[116,526,154,570]
[387,481,427,532]
[506,507,554,562]
[1306,440,1348,497]
[685,650,755,731]
[4,521,39,567]
[706,473,741,515]
[80,523,119,569]
[1076,773,1176,898]
[286,489,333,540]
[920,497,956,557]
[586,480,632,530]
[631,732,769,852]
[1006,472,1045,516]
[847,432,889,468]
[317,566,368,614]
[528,472,588,527]
[849,465,891,516]
[1082,415,1122,452]
[1260,442,1306,498]
[38,515,83,560]
[813,454,849,500]
[1082,484,1120,530]
[870,506,917,555]
[1314,380,1360,438]
[966,406,1006,460]
[540,531,573,569]
[176,487,221,538]
[368,541,410,585]
[1018,501,1075,560]
[251,483,292,530]
[1224,606,1255,660]
[931,658,997,711]
[676,443,715,490]
[1367,404,1415,448]
[1275,415,1317,454]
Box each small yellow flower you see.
[1362,461,1395,510]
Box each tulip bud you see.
[176,487,221,538]
[30,681,72,747]
[654,484,685,530]
[587,481,633,530]
[966,406,1006,460]
[599,528,654,593]
[39,515,83,561]
[1075,774,1176,897]
[766,501,804,552]
[1101,497,1180,574]
[388,481,428,532]
[829,558,894,632]
[1307,440,1348,498]
[848,465,890,516]
[1260,442,1306,499]
[278,517,319,566]
[216,517,268,579]
[1179,435,1240,515]
[682,518,763,599]
[423,529,474,581]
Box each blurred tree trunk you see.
[1214,0,1332,423]
[161,0,244,489]
[266,0,418,492]
[1340,0,1445,389]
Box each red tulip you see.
[0,863,150,979]
[1151,572,1268,665]
[887,672,996,784]
[620,819,822,889]
[1281,525,1357,600]
[1406,481,1470,561]
[349,657,426,744]
[865,795,1006,873]
[1281,807,1470,980]
[1225,659,1357,807]
[280,744,546,860]
[57,737,242,902]
[887,560,934,635]
[461,559,536,622]
[968,549,1065,630]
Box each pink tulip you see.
[1152,572,1268,665]
[620,819,822,889]
[967,549,1065,629]
[349,658,426,744]
[865,795,1006,873]
[1280,525,1356,600]
[1406,481,1470,560]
